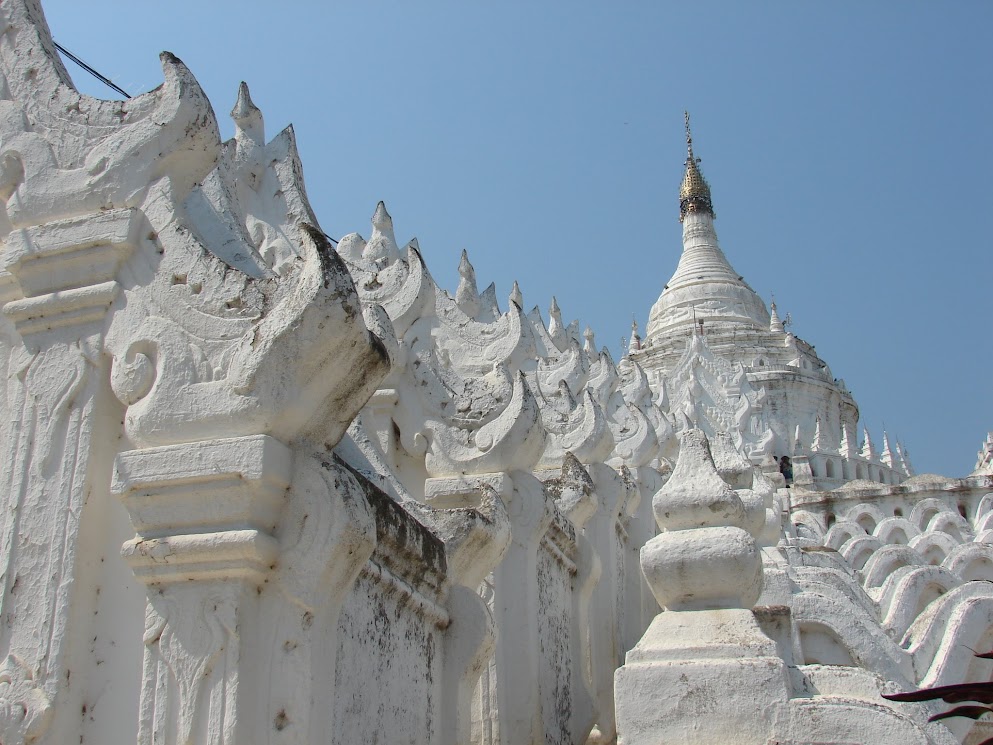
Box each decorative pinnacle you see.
[509,280,523,308]
[372,200,392,232]
[458,248,473,278]
[548,296,565,342]
[455,249,480,316]
[811,417,823,452]
[769,297,785,333]
[363,200,401,265]
[860,427,876,460]
[679,111,714,222]
[629,317,641,352]
[231,82,260,122]
[583,326,596,355]
[231,81,263,144]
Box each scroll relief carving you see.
[0,655,52,745]
[89,57,390,745]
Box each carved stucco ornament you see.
[376,249,545,476]
[0,655,52,745]
[104,82,389,449]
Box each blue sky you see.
[39,1,992,476]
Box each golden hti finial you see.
[679,111,714,222]
[685,110,694,161]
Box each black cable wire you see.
[49,43,353,255]
[52,40,131,99]
[47,41,363,281]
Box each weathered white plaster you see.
[0,4,987,745]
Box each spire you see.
[509,280,523,309]
[679,111,714,222]
[363,201,402,265]
[629,317,642,353]
[549,296,563,330]
[898,441,915,476]
[548,297,567,348]
[859,427,876,462]
[839,422,857,459]
[455,249,480,317]
[769,297,785,333]
[881,431,895,468]
[810,417,823,452]
[231,81,264,146]
[646,114,770,340]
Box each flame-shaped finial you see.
[548,296,565,343]
[363,201,401,265]
[456,249,480,316]
[509,280,523,309]
[583,326,596,355]
[372,200,392,232]
[231,81,264,146]
[679,111,714,222]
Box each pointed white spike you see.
[548,296,565,346]
[810,417,823,452]
[839,422,856,459]
[881,431,895,468]
[231,81,264,145]
[859,427,876,461]
[509,280,523,308]
[899,442,915,476]
[478,282,500,320]
[372,201,392,231]
[363,201,401,265]
[455,249,480,317]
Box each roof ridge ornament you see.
[679,111,715,223]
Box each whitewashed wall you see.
[0,3,989,745]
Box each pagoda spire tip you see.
[679,111,714,222]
